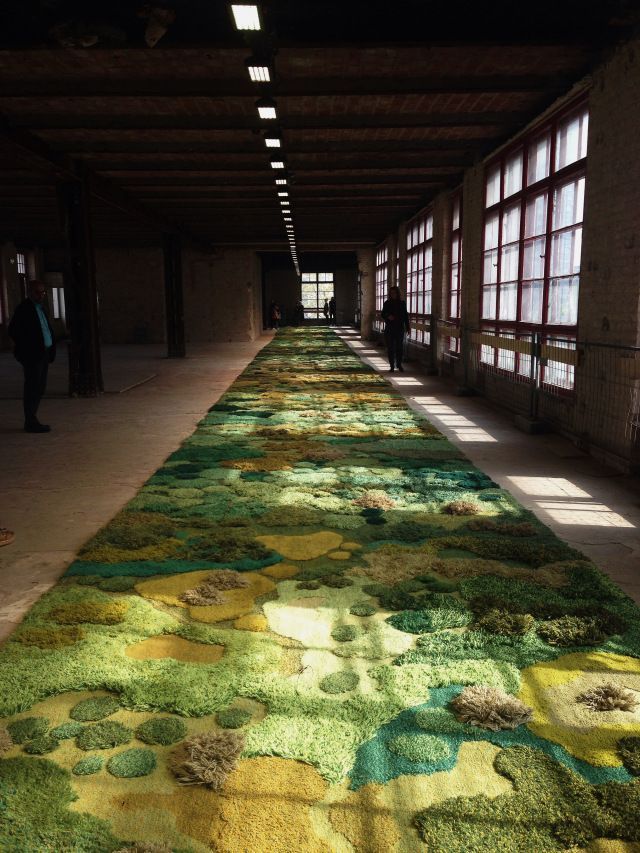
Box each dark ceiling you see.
[0,0,637,253]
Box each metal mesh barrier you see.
[434,321,640,465]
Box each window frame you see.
[447,190,463,354]
[480,98,588,389]
[374,243,388,332]
[300,271,335,319]
[405,208,434,346]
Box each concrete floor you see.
[0,336,273,642]
[1,327,638,644]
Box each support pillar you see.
[57,175,103,396]
[357,247,376,340]
[163,233,185,358]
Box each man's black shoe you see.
[398,365,404,372]
[25,422,51,433]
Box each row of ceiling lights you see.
[230,4,299,275]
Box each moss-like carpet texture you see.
[1,327,640,852]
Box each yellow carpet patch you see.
[519,651,640,766]
[587,842,640,853]
[261,563,300,579]
[136,571,275,624]
[341,541,362,550]
[328,782,401,852]
[233,614,268,632]
[328,550,351,561]
[209,757,329,852]
[256,531,343,560]
[125,635,225,663]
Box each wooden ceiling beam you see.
[0,114,214,250]
[2,112,526,131]
[0,74,573,99]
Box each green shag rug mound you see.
[1,327,639,853]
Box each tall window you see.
[16,252,27,297]
[481,102,588,388]
[448,192,463,354]
[375,244,388,332]
[406,210,433,345]
[301,272,334,318]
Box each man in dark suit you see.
[381,286,411,372]
[8,280,56,433]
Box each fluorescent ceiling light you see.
[231,5,261,30]
[256,98,277,119]
[278,191,288,197]
[246,56,270,81]
[265,137,281,148]
[275,178,287,185]
[248,64,270,81]
[270,159,285,169]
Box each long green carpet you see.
[1,327,640,852]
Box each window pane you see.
[498,331,516,372]
[450,261,460,290]
[451,235,459,261]
[484,213,500,250]
[504,151,523,198]
[486,165,500,207]
[449,290,459,318]
[452,198,460,231]
[555,110,589,171]
[522,237,546,280]
[520,280,544,323]
[499,282,517,320]
[500,244,519,282]
[482,285,497,319]
[483,250,498,284]
[425,216,433,240]
[552,178,585,229]
[524,193,547,237]
[527,133,551,184]
[502,203,520,244]
[545,338,576,389]
[550,228,582,277]
[547,275,579,325]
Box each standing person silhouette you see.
[322,299,329,323]
[8,280,56,433]
[381,286,410,372]
[328,296,336,324]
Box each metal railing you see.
[435,319,640,466]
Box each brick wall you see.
[95,247,165,344]
[183,247,261,343]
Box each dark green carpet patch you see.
[349,602,377,617]
[475,609,535,636]
[331,625,363,642]
[0,757,119,850]
[23,734,59,755]
[106,748,157,778]
[11,625,87,649]
[7,717,49,744]
[135,716,187,745]
[216,708,252,729]
[414,746,640,851]
[319,671,360,694]
[76,721,133,751]
[70,696,121,722]
[72,755,104,776]
[50,721,84,740]
[618,736,640,776]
